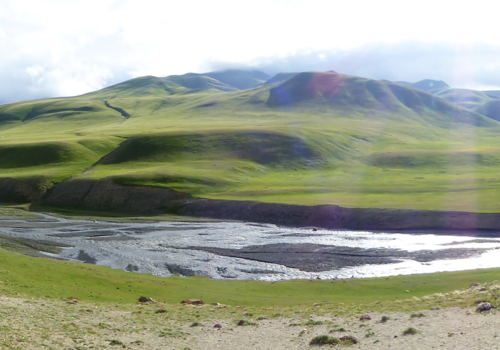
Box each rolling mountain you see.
[2,70,500,213]
[268,72,491,127]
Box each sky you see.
[2,0,500,104]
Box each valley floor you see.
[1,293,500,349]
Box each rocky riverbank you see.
[3,178,500,232]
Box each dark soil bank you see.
[4,178,500,231]
[0,177,49,203]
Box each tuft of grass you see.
[109,339,124,346]
[330,325,347,332]
[403,327,420,335]
[310,335,340,345]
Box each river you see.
[1,213,500,280]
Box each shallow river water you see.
[2,213,500,280]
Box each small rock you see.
[479,288,487,292]
[214,323,222,329]
[477,301,492,312]
[313,303,320,307]
[237,320,247,326]
[155,308,167,314]
[312,228,317,232]
[138,296,155,303]
[469,283,480,289]
[406,290,410,293]
[359,314,372,321]
[181,299,204,305]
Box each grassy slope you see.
[2,72,500,212]
[1,246,499,308]
[473,99,500,121]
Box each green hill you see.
[3,71,500,212]
[473,99,500,121]
[268,72,491,127]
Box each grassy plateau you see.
[2,71,500,212]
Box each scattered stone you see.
[359,314,372,321]
[67,297,80,304]
[469,283,480,289]
[313,303,320,307]
[477,302,492,312]
[237,320,247,326]
[138,296,155,303]
[479,288,487,292]
[214,323,222,329]
[181,299,204,305]
[406,290,410,293]
[155,308,167,314]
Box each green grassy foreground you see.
[0,247,499,308]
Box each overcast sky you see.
[2,0,500,104]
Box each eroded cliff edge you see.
[2,178,500,231]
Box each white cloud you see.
[25,64,44,78]
[2,0,500,104]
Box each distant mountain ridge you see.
[202,70,270,90]
[397,78,500,111]
[397,79,449,95]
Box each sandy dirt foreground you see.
[1,294,500,350]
